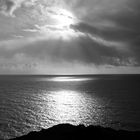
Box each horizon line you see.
[0,74,140,76]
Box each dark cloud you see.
[0,0,15,15]
[68,0,140,66]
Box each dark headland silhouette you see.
[11,124,140,140]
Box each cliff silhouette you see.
[12,124,140,140]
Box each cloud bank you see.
[0,0,140,74]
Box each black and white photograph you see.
[0,0,140,139]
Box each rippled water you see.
[0,75,140,139]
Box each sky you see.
[0,0,140,74]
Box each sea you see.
[0,75,140,139]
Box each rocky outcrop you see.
[12,124,140,140]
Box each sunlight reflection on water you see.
[1,75,140,139]
[35,89,104,128]
[37,76,94,82]
[50,77,92,82]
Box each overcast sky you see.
[0,0,140,74]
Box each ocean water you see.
[0,75,140,139]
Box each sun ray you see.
[36,6,80,40]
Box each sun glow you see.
[52,9,75,28]
[38,7,79,40]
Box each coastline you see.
[11,124,140,140]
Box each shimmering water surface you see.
[0,75,140,139]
